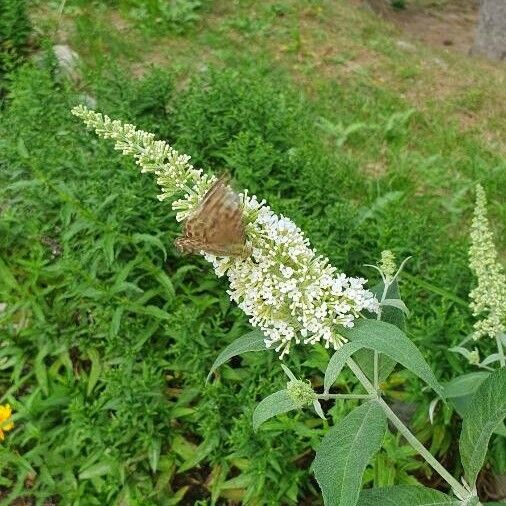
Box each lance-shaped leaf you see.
[460,367,506,487]
[355,280,404,383]
[253,390,298,431]
[370,279,406,330]
[207,329,267,381]
[324,341,364,393]
[340,320,445,399]
[313,401,387,506]
[444,371,490,417]
[357,485,461,505]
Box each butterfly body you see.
[175,176,249,258]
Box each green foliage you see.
[358,485,460,505]
[390,0,406,10]
[460,367,506,487]
[1,2,505,497]
[0,0,32,93]
[121,0,204,34]
[0,62,316,504]
[207,329,268,381]
[325,320,445,399]
[313,401,387,506]
[65,0,205,35]
[444,371,490,416]
[252,390,298,431]
[365,433,429,487]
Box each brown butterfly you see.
[175,175,249,258]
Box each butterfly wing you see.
[179,176,246,256]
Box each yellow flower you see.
[0,403,14,441]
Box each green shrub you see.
[1,51,504,503]
[124,0,204,34]
[390,0,406,9]
[0,0,32,95]
[67,0,205,35]
[0,62,319,504]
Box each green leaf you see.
[252,390,298,431]
[153,269,175,301]
[79,462,114,480]
[494,422,506,438]
[371,279,405,330]
[166,486,189,505]
[178,435,218,472]
[86,348,102,396]
[382,298,410,317]
[445,372,490,399]
[324,341,364,393]
[102,233,115,266]
[341,320,445,399]
[207,329,267,381]
[0,257,18,290]
[128,304,172,320]
[132,233,167,260]
[353,347,396,385]
[444,372,490,417]
[109,306,124,338]
[460,367,506,486]
[149,438,161,473]
[17,136,30,158]
[313,401,387,506]
[356,191,404,226]
[357,485,460,505]
[34,346,49,396]
[355,280,404,383]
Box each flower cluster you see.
[379,250,396,282]
[286,379,317,408]
[0,404,14,441]
[468,185,506,340]
[72,106,379,357]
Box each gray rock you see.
[471,0,506,60]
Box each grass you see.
[0,0,505,504]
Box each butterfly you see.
[175,175,249,258]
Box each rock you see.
[471,0,506,60]
[52,44,81,81]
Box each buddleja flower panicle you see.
[468,184,506,340]
[379,249,396,281]
[72,105,380,357]
[72,105,214,209]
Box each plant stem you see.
[346,357,469,499]
[495,332,505,368]
[373,351,379,390]
[373,454,380,488]
[373,280,390,389]
[317,393,374,400]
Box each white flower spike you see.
[72,105,380,357]
[468,184,506,341]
